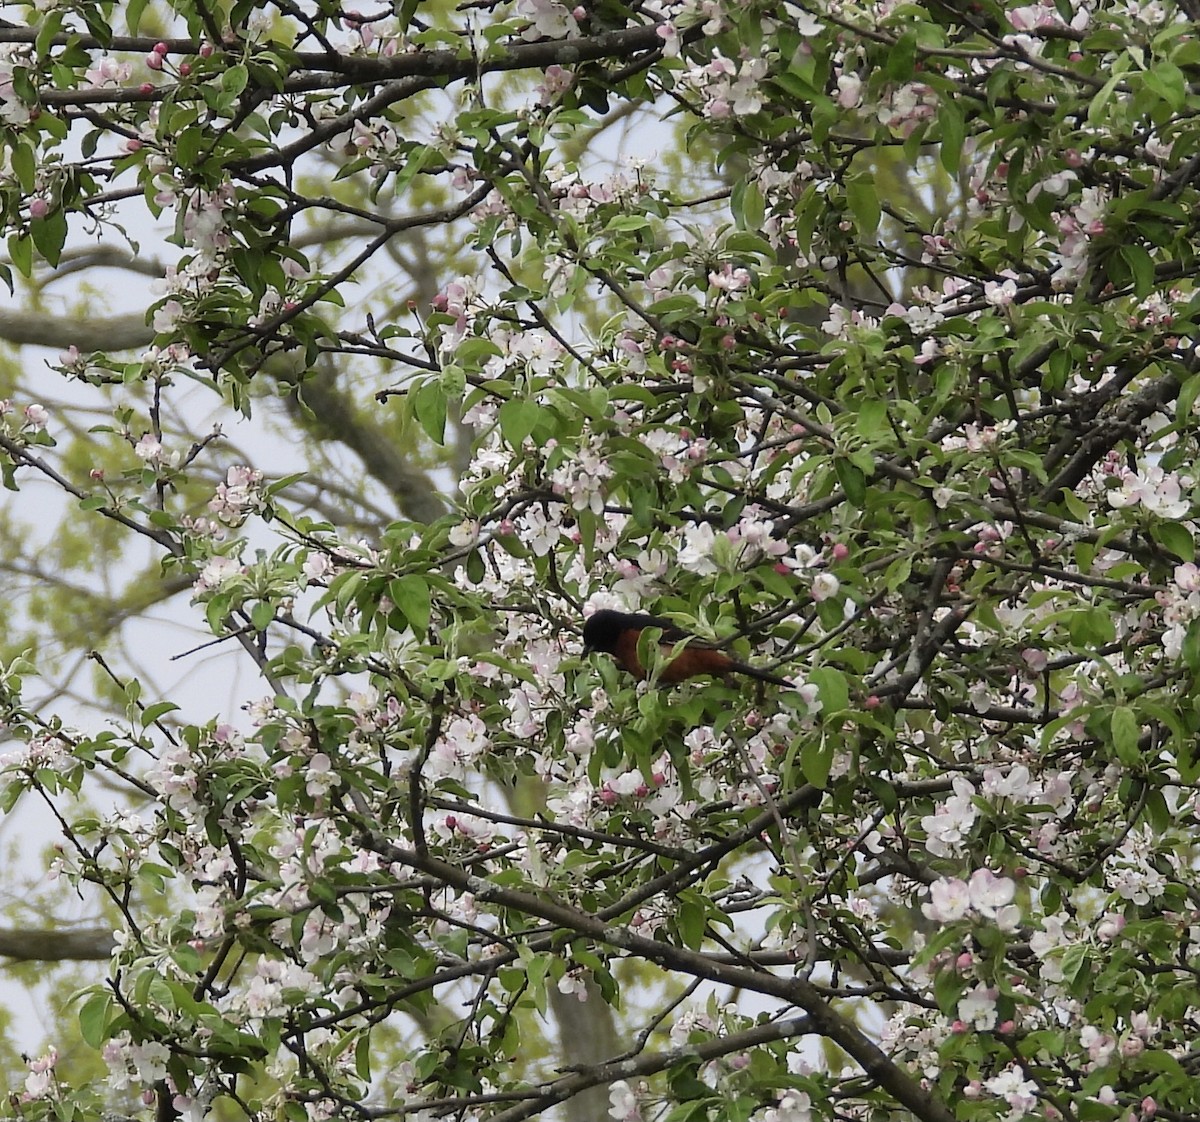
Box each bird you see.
[581,609,794,687]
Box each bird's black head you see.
[582,609,625,655]
[582,610,669,655]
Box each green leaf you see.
[800,737,834,788]
[413,382,447,445]
[1118,243,1154,298]
[125,0,150,33]
[845,174,880,235]
[175,128,207,172]
[732,179,765,231]
[834,458,867,506]
[390,574,431,635]
[1087,69,1125,125]
[498,398,539,449]
[606,214,650,233]
[31,208,68,268]
[677,896,706,949]
[1152,520,1193,561]
[7,233,32,279]
[808,665,849,713]
[723,231,772,257]
[251,600,276,630]
[222,63,250,99]
[35,9,63,57]
[856,398,888,439]
[1111,705,1140,765]
[140,701,180,727]
[1142,60,1186,110]
[11,144,35,193]
[78,991,113,1048]
[1183,622,1200,671]
[933,968,966,1016]
[1060,943,1090,988]
[938,100,965,174]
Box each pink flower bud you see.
[154,41,169,55]
[179,62,191,76]
[200,44,214,57]
[29,198,49,219]
[831,542,850,561]
[146,53,163,70]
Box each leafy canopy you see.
[1,0,1199,1121]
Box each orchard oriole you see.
[581,610,793,687]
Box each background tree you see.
[0,1,1198,1122]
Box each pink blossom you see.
[134,434,163,463]
[678,521,719,574]
[921,777,977,856]
[609,1081,642,1122]
[958,983,998,1029]
[1095,912,1126,942]
[923,877,970,922]
[984,278,1018,306]
[517,0,580,40]
[811,572,840,601]
[557,970,589,1000]
[656,23,680,56]
[85,57,133,87]
[709,264,752,292]
[1081,1025,1117,1066]
[984,1067,1038,1117]
[537,64,574,101]
[763,1090,812,1122]
[836,73,862,107]
[1175,562,1200,592]
[968,868,1019,928]
[23,403,49,432]
[1021,648,1048,672]
[195,555,242,592]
